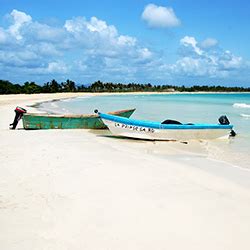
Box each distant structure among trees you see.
[0,79,250,94]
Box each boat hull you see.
[100,113,233,140]
[22,109,135,129]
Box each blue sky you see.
[0,0,249,86]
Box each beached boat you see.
[22,108,135,129]
[97,111,234,140]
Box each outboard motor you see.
[218,115,236,137]
[218,115,230,125]
[10,106,27,129]
[230,130,236,137]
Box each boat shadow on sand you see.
[89,130,189,144]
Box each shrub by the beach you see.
[0,80,22,94]
[1,79,250,94]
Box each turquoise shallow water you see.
[40,93,250,168]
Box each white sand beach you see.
[1,93,250,250]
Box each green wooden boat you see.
[22,108,135,129]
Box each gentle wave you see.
[233,103,250,108]
[51,102,59,108]
[240,113,250,118]
[61,96,92,102]
[61,98,74,102]
[76,96,91,100]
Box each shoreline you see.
[1,93,250,250]
[1,90,250,103]
[17,90,250,114]
[3,92,249,170]
[1,91,249,114]
[2,92,249,170]
[32,93,250,171]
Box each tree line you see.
[1,79,250,94]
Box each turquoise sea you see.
[40,93,250,169]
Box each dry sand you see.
[1,93,250,250]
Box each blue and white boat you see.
[96,111,234,140]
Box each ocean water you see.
[40,93,250,169]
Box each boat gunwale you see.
[100,112,233,130]
[23,108,136,118]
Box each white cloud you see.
[0,9,155,82]
[86,16,117,36]
[64,16,118,42]
[117,35,137,46]
[28,22,66,42]
[142,4,180,28]
[218,50,242,70]
[180,36,203,55]
[171,35,244,78]
[76,60,88,72]
[137,48,153,61]
[172,57,218,77]
[9,9,32,40]
[0,50,40,68]
[200,38,218,48]
[47,61,68,73]
[0,27,7,44]
[29,43,62,57]
[64,15,147,58]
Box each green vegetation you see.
[1,79,250,94]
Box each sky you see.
[0,0,250,86]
